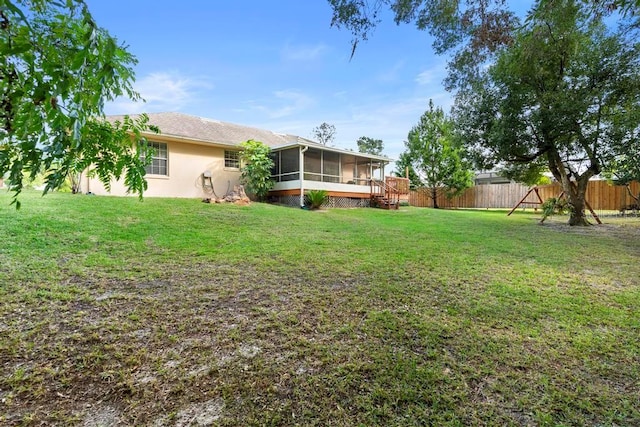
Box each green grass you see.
[1,191,639,426]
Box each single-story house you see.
[81,112,407,207]
[474,170,513,185]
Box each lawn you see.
[1,191,638,426]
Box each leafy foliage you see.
[403,100,473,208]
[329,0,519,90]
[329,0,638,89]
[0,0,152,207]
[541,197,572,223]
[393,151,422,188]
[356,136,384,155]
[329,0,640,226]
[80,115,159,197]
[239,139,274,201]
[603,136,640,203]
[311,122,336,145]
[454,1,640,225]
[305,189,328,209]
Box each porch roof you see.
[271,141,392,163]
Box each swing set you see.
[507,186,602,224]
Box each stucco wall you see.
[81,139,242,198]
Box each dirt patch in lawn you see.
[1,251,638,425]
[542,216,640,238]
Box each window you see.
[141,142,168,176]
[225,150,240,169]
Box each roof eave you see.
[140,131,240,149]
[270,142,392,162]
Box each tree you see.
[0,0,153,207]
[454,0,640,225]
[356,136,384,155]
[403,100,473,208]
[312,122,336,145]
[330,0,640,225]
[329,0,520,90]
[76,115,159,196]
[393,151,422,188]
[329,0,638,89]
[603,142,640,205]
[239,139,274,202]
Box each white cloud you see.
[376,60,405,83]
[247,89,454,164]
[415,70,435,85]
[246,89,315,119]
[281,43,328,61]
[105,72,213,115]
[327,91,454,161]
[415,61,448,86]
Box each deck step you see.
[370,195,399,209]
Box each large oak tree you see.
[329,0,640,225]
[454,1,640,225]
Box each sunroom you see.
[268,143,390,207]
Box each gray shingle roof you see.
[106,112,319,148]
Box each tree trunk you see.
[566,189,590,226]
[431,187,439,208]
[547,148,594,226]
[625,184,639,204]
[558,175,592,226]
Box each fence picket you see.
[408,181,640,214]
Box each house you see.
[474,170,513,185]
[82,112,406,208]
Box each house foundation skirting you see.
[269,192,371,208]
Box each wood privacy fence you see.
[409,181,640,211]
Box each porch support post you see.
[299,145,308,207]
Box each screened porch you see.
[269,146,387,193]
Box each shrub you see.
[305,190,328,209]
[541,197,571,222]
[239,140,274,201]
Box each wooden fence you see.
[409,181,640,212]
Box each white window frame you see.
[224,150,241,170]
[142,141,169,176]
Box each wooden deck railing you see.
[370,177,410,208]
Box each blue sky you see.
[87,1,463,162]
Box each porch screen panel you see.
[280,148,299,182]
[270,152,280,182]
[355,161,370,185]
[323,151,340,183]
[371,161,383,180]
[304,149,322,181]
[342,154,356,183]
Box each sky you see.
[86,1,470,163]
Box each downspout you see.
[299,145,308,207]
